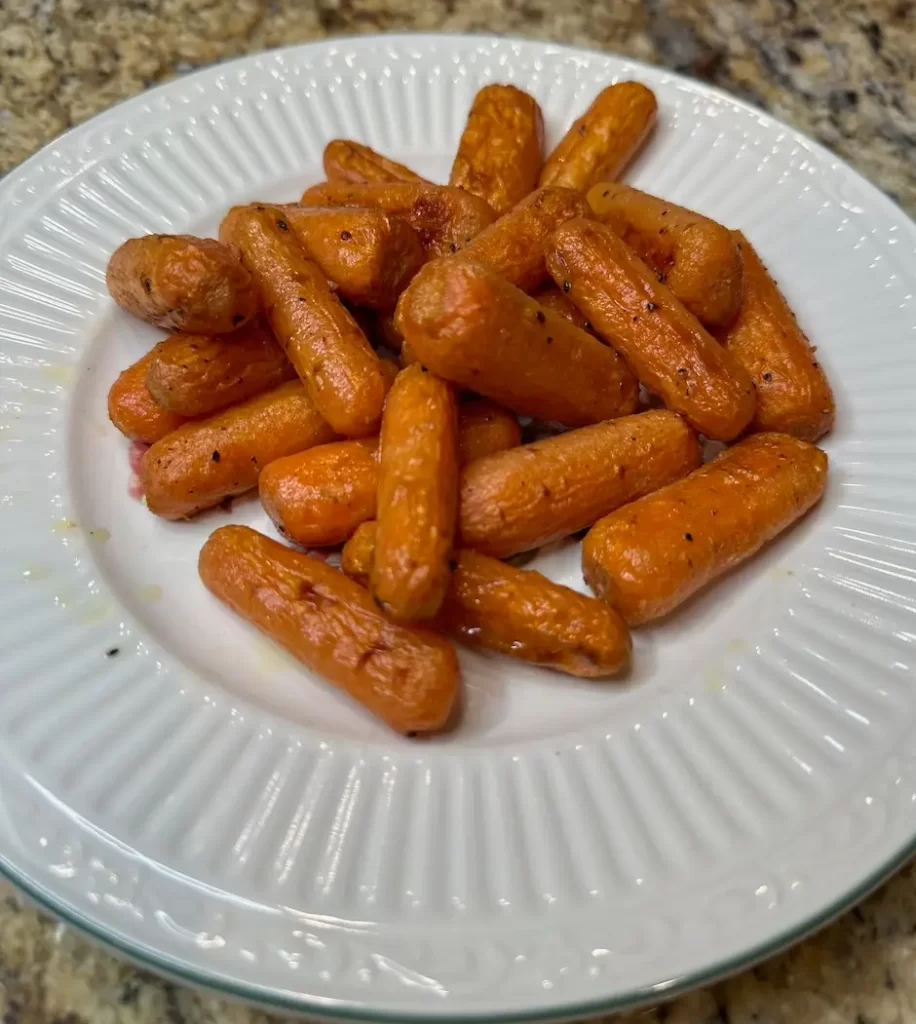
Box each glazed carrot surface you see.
[720,232,835,442]
[344,523,631,678]
[582,433,828,625]
[372,365,459,622]
[547,218,756,441]
[200,526,460,733]
[221,205,387,437]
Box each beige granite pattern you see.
[1,1,915,1021]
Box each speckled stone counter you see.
[1,1,915,1022]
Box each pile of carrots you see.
[106,80,833,734]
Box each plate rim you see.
[2,28,916,1023]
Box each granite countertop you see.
[1,1,915,1021]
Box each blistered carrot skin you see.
[261,399,520,547]
[449,85,544,216]
[372,366,459,622]
[108,348,190,444]
[299,182,496,258]
[394,258,639,427]
[106,235,259,334]
[142,380,336,519]
[260,438,380,548]
[539,82,657,192]
[586,182,744,329]
[199,526,459,734]
[323,139,429,184]
[547,219,755,441]
[455,187,590,293]
[145,318,295,417]
[221,206,387,438]
[460,410,700,558]
[719,233,835,442]
[269,204,425,309]
[343,523,631,678]
[583,433,828,625]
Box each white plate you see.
[1,32,915,1023]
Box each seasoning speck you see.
[536,311,546,324]
[684,532,693,542]
[563,281,571,293]
[106,647,120,658]
[762,372,773,381]
[340,230,352,240]
[646,302,658,311]
[276,218,289,231]
[212,450,221,462]
[142,278,152,293]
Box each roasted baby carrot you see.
[394,258,639,427]
[271,204,425,308]
[720,232,835,442]
[108,348,190,444]
[142,380,336,519]
[586,182,744,329]
[582,433,828,624]
[106,235,259,334]
[449,84,544,215]
[299,181,496,258]
[260,437,380,548]
[547,218,755,440]
[460,410,700,558]
[260,399,520,547]
[455,186,590,292]
[221,205,387,437]
[539,82,657,192]
[372,365,459,622]
[534,286,596,332]
[199,525,459,733]
[145,317,295,417]
[343,523,631,678]
[323,139,429,184]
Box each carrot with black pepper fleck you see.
[220,205,388,437]
[106,235,259,333]
[546,218,756,441]
[394,258,638,427]
[298,181,497,258]
[582,433,828,624]
[718,232,835,442]
[266,204,425,308]
[539,82,657,192]
[259,398,520,547]
[586,182,744,329]
[459,410,700,558]
[142,380,337,519]
[343,523,631,678]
